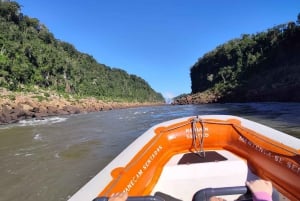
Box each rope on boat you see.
[162,117,298,155]
[192,116,206,157]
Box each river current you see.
[0,103,299,201]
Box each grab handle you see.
[93,195,165,201]
[192,186,251,201]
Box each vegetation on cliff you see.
[174,13,300,104]
[0,1,164,103]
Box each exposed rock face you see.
[172,83,300,105]
[0,89,162,125]
[172,91,220,105]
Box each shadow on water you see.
[223,102,300,138]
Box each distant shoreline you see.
[0,88,165,125]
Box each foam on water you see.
[18,117,67,127]
[33,133,43,141]
[14,152,34,157]
[0,116,68,129]
[54,152,60,158]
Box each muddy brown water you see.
[0,103,299,201]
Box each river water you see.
[0,103,299,201]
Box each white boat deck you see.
[151,150,253,201]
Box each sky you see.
[18,0,299,100]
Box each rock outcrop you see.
[172,90,221,105]
[0,88,162,125]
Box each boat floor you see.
[151,150,258,201]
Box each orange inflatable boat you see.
[68,115,300,201]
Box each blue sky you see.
[18,0,299,99]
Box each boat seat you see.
[151,150,249,201]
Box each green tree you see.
[0,1,20,23]
[189,12,300,102]
[0,1,164,102]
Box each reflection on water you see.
[0,103,299,201]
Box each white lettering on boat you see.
[124,145,163,192]
[185,127,209,138]
[239,136,300,175]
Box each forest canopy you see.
[0,1,164,103]
[188,13,300,102]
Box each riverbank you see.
[0,88,164,125]
[172,82,300,105]
[172,90,220,105]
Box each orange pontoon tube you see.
[68,115,300,201]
